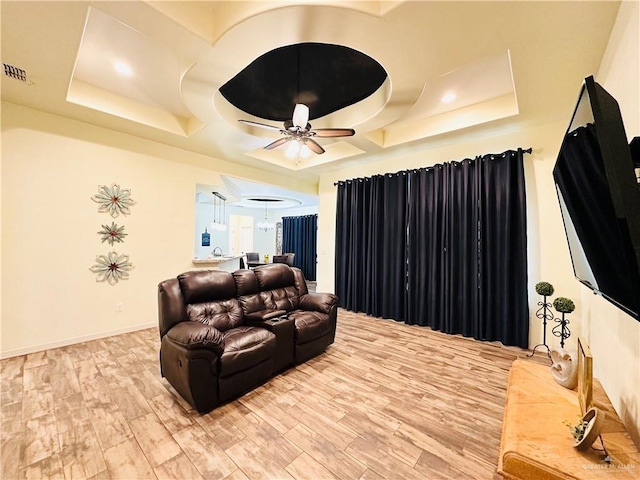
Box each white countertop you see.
[192,255,242,266]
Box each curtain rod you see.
[333,147,533,186]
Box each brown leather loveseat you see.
[158,263,338,413]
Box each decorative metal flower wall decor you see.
[98,222,128,246]
[89,251,134,285]
[90,182,135,285]
[91,183,136,217]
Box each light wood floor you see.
[1,309,547,479]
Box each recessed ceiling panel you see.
[219,42,388,121]
[376,51,519,147]
[68,6,202,134]
[399,50,517,122]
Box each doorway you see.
[229,215,254,255]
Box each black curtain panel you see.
[476,151,529,347]
[335,173,408,321]
[405,160,482,337]
[335,148,529,348]
[282,214,318,280]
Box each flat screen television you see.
[553,76,640,320]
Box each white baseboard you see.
[0,322,157,359]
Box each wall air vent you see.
[3,63,28,82]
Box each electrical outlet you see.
[116,302,124,313]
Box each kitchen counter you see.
[191,255,243,271]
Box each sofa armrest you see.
[165,321,225,357]
[299,293,338,314]
[245,309,287,322]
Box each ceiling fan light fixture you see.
[286,139,300,158]
[239,104,353,156]
[300,143,311,158]
[292,104,309,128]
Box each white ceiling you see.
[1,1,620,201]
[196,177,319,209]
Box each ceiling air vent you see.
[3,63,28,82]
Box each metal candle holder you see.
[528,295,553,358]
[552,312,571,348]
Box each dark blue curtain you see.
[335,149,529,348]
[334,173,408,320]
[283,214,317,280]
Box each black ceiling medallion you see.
[219,42,387,121]
[247,198,284,202]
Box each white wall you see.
[1,111,207,356]
[0,102,316,357]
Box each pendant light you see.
[257,201,275,232]
[211,191,227,231]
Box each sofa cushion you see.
[254,263,295,290]
[233,269,268,314]
[187,299,243,331]
[299,293,338,314]
[291,267,309,296]
[165,321,225,356]
[237,292,265,314]
[158,278,186,338]
[233,269,260,295]
[220,326,275,377]
[178,270,236,304]
[253,264,303,311]
[289,310,331,344]
[245,309,287,322]
[260,287,300,311]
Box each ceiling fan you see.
[239,104,355,154]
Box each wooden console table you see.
[498,359,639,479]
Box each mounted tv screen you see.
[553,76,640,320]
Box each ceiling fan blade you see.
[292,104,309,128]
[313,128,356,138]
[238,119,282,132]
[264,137,291,150]
[304,138,325,155]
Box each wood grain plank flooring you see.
[0,308,548,479]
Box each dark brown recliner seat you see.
[252,264,337,363]
[158,270,276,413]
[158,264,338,413]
